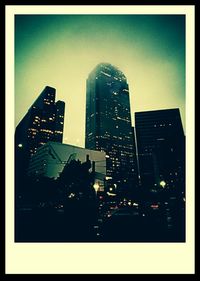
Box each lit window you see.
[100,71,111,77]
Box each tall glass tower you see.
[85,63,137,193]
[15,86,65,170]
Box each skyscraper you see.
[85,63,137,193]
[54,100,65,143]
[15,86,65,173]
[135,108,185,195]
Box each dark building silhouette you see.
[85,63,137,194]
[15,86,65,181]
[54,100,65,143]
[135,108,185,195]
[132,126,139,185]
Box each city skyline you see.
[15,14,185,148]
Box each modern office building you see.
[132,126,139,184]
[135,108,185,194]
[15,86,65,191]
[85,63,137,193]
[15,86,65,159]
[54,100,65,143]
[28,142,106,190]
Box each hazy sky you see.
[15,14,185,147]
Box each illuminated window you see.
[100,71,111,77]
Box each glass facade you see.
[28,142,106,183]
[85,63,137,192]
[15,86,65,159]
[135,108,185,194]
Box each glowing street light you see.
[106,192,116,197]
[160,180,166,188]
[93,182,100,195]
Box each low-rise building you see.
[28,142,106,190]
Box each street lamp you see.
[160,180,166,188]
[93,182,100,196]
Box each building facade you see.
[28,142,106,191]
[15,86,65,159]
[85,63,137,193]
[15,86,65,193]
[54,100,65,143]
[135,108,185,195]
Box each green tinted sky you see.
[15,14,185,147]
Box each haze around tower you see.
[15,14,185,147]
